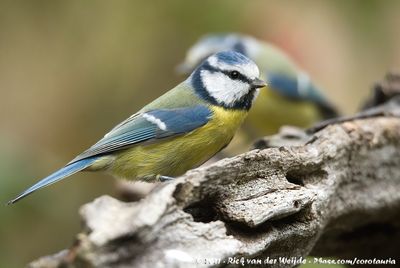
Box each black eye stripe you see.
[229,71,239,79]
[221,70,250,84]
[201,61,251,84]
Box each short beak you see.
[175,62,193,75]
[251,77,267,89]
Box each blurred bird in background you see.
[178,33,339,136]
[8,51,266,204]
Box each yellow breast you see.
[109,106,248,181]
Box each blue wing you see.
[7,105,212,204]
[70,105,213,163]
[267,72,338,118]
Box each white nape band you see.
[143,113,167,131]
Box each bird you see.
[8,51,266,204]
[177,33,338,135]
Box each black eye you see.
[229,71,239,79]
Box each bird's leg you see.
[157,175,175,182]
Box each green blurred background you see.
[1,1,399,267]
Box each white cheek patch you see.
[142,113,167,131]
[201,70,249,106]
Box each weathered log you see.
[29,115,400,268]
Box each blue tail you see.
[7,157,98,205]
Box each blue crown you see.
[214,51,251,66]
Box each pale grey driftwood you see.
[29,114,400,268]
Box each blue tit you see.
[178,33,338,135]
[8,51,266,204]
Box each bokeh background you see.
[1,1,399,267]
